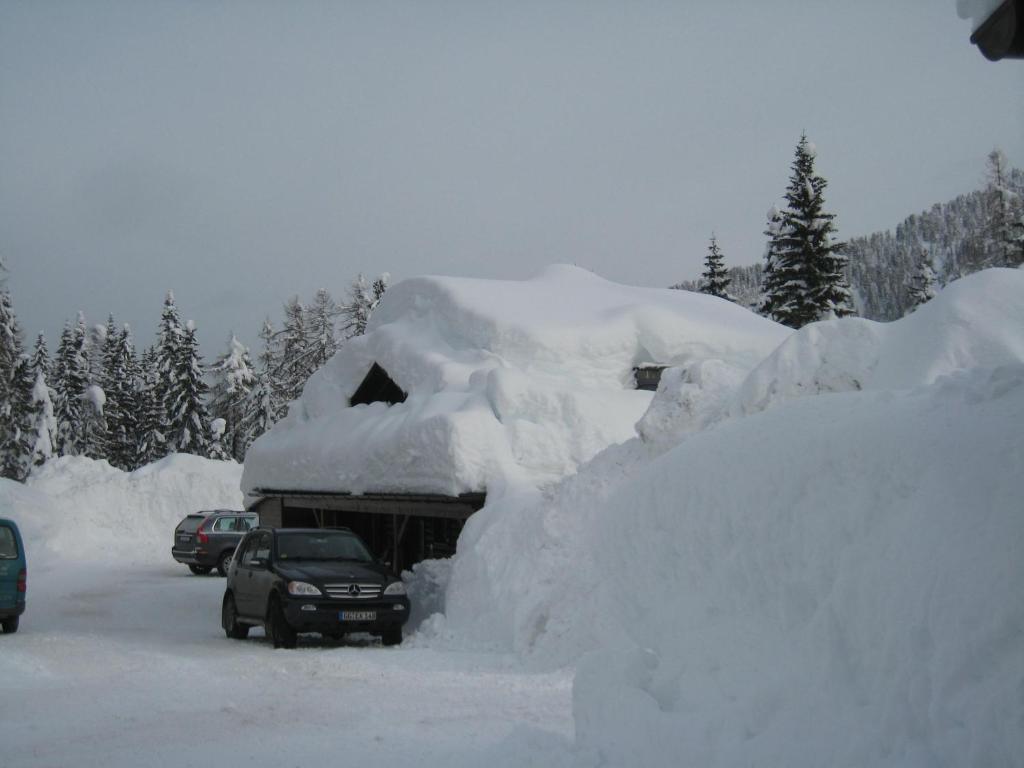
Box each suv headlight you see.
[287,581,322,596]
[383,581,406,596]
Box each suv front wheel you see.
[267,595,297,649]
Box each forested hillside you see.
[676,161,1024,321]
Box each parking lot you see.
[0,559,574,768]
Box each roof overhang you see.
[970,0,1024,60]
[249,489,486,520]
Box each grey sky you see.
[1,1,1022,356]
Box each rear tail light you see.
[16,569,26,593]
[197,519,210,544]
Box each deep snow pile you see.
[441,268,1024,766]
[5,454,244,563]
[242,265,788,499]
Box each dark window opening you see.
[633,365,667,391]
[350,363,407,407]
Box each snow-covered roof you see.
[241,265,789,499]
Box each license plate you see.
[339,611,376,622]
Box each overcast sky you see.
[1,1,1022,355]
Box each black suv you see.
[221,527,410,648]
[172,510,258,576]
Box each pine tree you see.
[105,325,141,470]
[136,346,166,467]
[209,334,256,461]
[758,206,785,318]
[28,333,57,467]
[28,368,57,469]
[52,314,90,456]
[1,358,34,481]
[30,333,50,381]
[307,289,340,371]
[275,297,312,407]
[698,235,733,300]
[0,291,33,480]
[341,272,389,338]
[207,418,231,461]
[905,251,939,314]
[240,319,280,453]
[80,382,108,461]
[164,320,210,456]
[762,135,854,328]
[153,291,182,443]
[985,148,1024,267]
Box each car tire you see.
[267,595,297,649]
[216,550,234,577]
[381,627,402,647]
[222,593,249,640]
[2,616,19,634]
[188,565,212,576]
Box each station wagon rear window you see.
[0,526,18,559]
[177,516,206,534]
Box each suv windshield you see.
[276,531,373,563]
[0,526,18,559]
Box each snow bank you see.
[728,268,1024,420]
[442,268,1024,765]
[6,454,244,564]
[242,265,788,498]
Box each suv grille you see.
[323,583,382,600]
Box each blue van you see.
[0,518,26,634]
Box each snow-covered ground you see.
[4,268,1023,767]
[0,461,576,768]
[0,561,574,768]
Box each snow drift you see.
[242,265,788,499]
[441,268,1024,766]
[5,454,244,564]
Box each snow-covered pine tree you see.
[207,418,230,461]
[28,333,57,467]
[164,320,210,456]
[1,358,34,481]
[698,235,733,300]
[275,297,312,408]
[209,334,255,462]
[52,314,90,456]
[307,289,340,371]
[30,333,50,381]
[762,135,854,328]
[28,368,57,469]
[0,291,34,480]
[135,346,165,467]
[341,273,389,338]
[758,205,785,318]
[77,319,110,460]
[985,148,1024,267]
[153,290,182,443]
[905,251,939,315]
[240,319,280,453]
[105,325,141,470]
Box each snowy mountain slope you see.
[11,454,244,563]
[439,267,1024,766]
[242,265,789,498]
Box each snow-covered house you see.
[241,265,788,569]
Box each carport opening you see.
[281,506,463,571]
[253,491,486,573]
